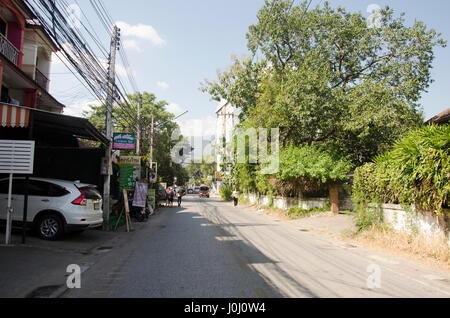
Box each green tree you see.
[83,91,190,186]
[202,0,446,165]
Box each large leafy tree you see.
[203,0,446,165]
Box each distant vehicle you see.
[199,185,210,198]
[187,188,194,194]
[194,186,200,194]
[0,177,103,240]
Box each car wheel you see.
[36,214,64,240]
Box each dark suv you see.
[199,186,210,198]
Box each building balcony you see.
[35,68,49,91]
[0,32,20,67]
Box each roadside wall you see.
[376,204,450,246]
[244,192,329,211]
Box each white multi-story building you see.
[215,99,241,174]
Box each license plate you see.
[94,202,100,210]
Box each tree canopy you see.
[201,0,446,193]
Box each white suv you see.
[0,177,103,240]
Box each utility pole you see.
[103,25,120,231]
[136,93,141,155]
[150,114,154,166]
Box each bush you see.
[287,205,330,219]
[353,207,384,232]
[353,124,450,215]
[220,186,233,201]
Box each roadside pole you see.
[136,93,141,155]
[150,113,154,166]
[5,173,13,245]
[103,25,120,231]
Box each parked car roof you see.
[0,177,92,188]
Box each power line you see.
[23,0,137,128]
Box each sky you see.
[49,0,450,139]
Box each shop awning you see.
[0,103,30,128]
[0,104,108,145]
[32,108,109,145]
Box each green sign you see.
[119,156,141,190]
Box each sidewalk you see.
[289,212,357,237]
[0,218,149,298]
[242,202,357,238]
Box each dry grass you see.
[350,225,450,271]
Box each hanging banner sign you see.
[132,182,148,208]
[119,156,141,190]
[113,133,136,150]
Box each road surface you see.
[63,195,450,298]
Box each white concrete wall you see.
[376,204,450,246]
[244,192,329,211]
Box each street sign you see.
[113,133,136,150]
[0,140,35,174]
[147,189,156,208]
[119,156,141,190]
[149,172,157,183]
[0,140,35,245]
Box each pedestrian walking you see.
[177,189,182,207]
[168,188,175,207]
[232,188,239,207]
[165,187,170,207]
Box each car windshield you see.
[200,187,209,191]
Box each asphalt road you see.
[63,195,450,298]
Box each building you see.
[0,0,108,189]
[215,99,241,189]
[424,107,450,125]
[0,0,63,113]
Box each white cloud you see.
[177,115,217,138]
[116,21,166,46]
[157,81,169,90]
[122,39,142,52]
[63,99,102,118]
[166,102,183,115]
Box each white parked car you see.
[0,177,103,240]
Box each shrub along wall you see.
[352,124,450,237]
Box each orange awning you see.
[0,104,30,128]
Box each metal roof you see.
[424,107,450,125]
[31,108,109,145]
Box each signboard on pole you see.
[0,140,35,245]
[113,133,136,150]
[119,156,141,190]
[0,140,35,174]
[149,172,157,183]
[147,189,156,207]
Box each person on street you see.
[168,188,175,207]
[165,187,170,207]
[232,188,239,207]
[177,189,182,207]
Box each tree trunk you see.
[330,184,340,215]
